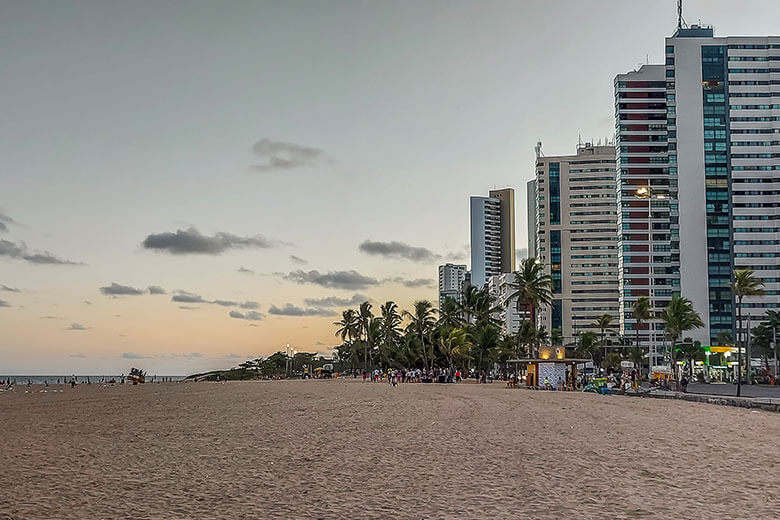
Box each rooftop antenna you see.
[535,141,543,158]
[677,0,688,29]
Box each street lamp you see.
[634,185,666,371]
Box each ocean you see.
[0,375,186,385]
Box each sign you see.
[620,361,634,368]
[651,365,671,373]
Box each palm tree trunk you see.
[737,295,743,397]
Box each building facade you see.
[488,273,522,335]
[438,263,468,308]
[534,144,620,344]
[615,64,679,368]
[470,188,516,287]
[526,179,537,259]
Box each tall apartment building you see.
[615,64,679,368]
[488,273,522,335]
[665,26,779,345]
[526,179,537,259]
[534,144,620,343]
[470,188,516,287]
[438,263,468,308]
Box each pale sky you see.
[1,0,777,375]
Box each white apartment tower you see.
[470,188,516,287]
[534,144,620,343]
[438,263,467,308]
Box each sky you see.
[1,0,777,375]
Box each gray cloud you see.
[303,294,367,308]
[289,255,308,265]
[237,266,255,274]
[67,323,88,330]
[121,352,150,359]
[213,299,239,307]
[240,301,260,309]
[0,211,15,233]
[172,291,207,304]
[268,303,337,317]
[0,239,81,266]
[359,240,441,263]
[40,315,65,320]
[100,282,144,297]
[229,310,263,321]
[169,352,203,359]
[250,138,327,172]
[0,299,10,308]
[178,306,198,311]
[384,277,435,288]
[281,269,380,290]
[142,227,275,255]
[148,285,167,295]
[1,284,20,293]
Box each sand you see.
[1,379,779,519]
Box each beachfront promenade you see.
[2,379,779,519]
[688,382,780,399]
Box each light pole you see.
[635,185,666,372]
[285,344,296,377]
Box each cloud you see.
[0,211,15,233]
[289,255,308,265]
[237,266,255,274]
[121,352,150,359]
[0,239,81,266]
[358,240,441,263]
[67,323,88,330]
[384,277,435,288]
[281,270,380,290]
[268,303,337,317]
[240,301,260,309]
[303,294,367,308]
[172,291,208,304]
[178,306,198,311]
[250,138,327,172]
[40,315,65,320]
[148,285,167,295]
[142,227,275,255]
[169,352,203,359]
[99,282,144,297]
[213,299,239,307]
[0,285,20,292]
[69,353,86,358]
[0,299,10,308]
[229,310,263,321]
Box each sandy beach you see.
[1,380,779,519]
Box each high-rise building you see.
[615,64,679,367]
[615,24,779,357]
[664,26,779,345]
[526,179,537,259]
[534,144,620,343]
[470,188,516,287]
[488,273,521,335]
[438,263,468,308]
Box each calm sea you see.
[0,375,185,385]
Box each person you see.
[455,370,461,383]
[543,376,550,390]
[362,370,367,383]
[556,377,564,391]
[680,375,689,393]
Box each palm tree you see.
[334,309,359,343]
[732,269,765,390]
[404,300,436,372]
[632,296,652,356]
[469,324,500,373]
[378,301,402,366]
[507,258,553,329]
[593,313,615,365]
[438,327,472,373]
[356,302,374,373]
[658,295,704,382]
[574,331,600,366]
[457,285,482,323]
[677,339,706,379]
[437,297,463,329]
[626,346,645,373]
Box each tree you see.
[574,331,600,366]
[506,258,553,338]
[438,327,472,373]
[676,339,706,378]
[378,301,402,366]
[437,297,463,329]
[658,295,704,382]
[593,313,616,365]
[469,324,500,373]
[404,300,436,372]
[626,346,646,374]
[356,302,374,373]
[732,269,765,391]
[601,352,622,373]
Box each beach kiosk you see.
[508,346,589,389]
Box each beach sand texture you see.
[1,379,779,519]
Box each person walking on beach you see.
[362,370,367,383]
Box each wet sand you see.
[1,379,779,519]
